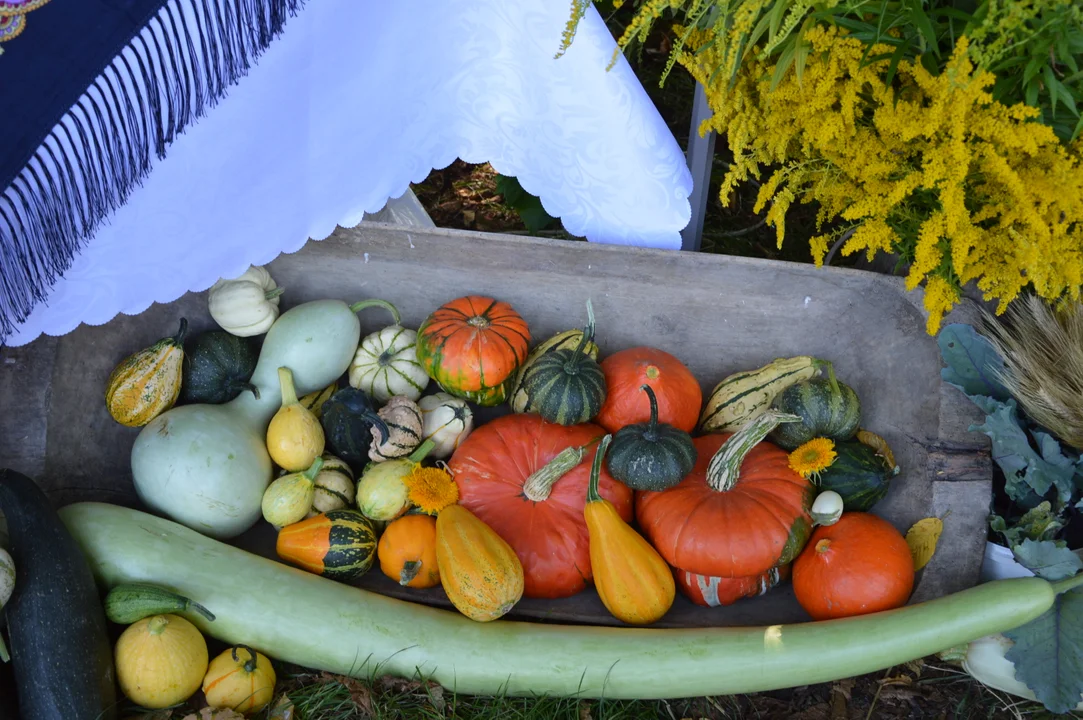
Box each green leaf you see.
[1023,55,1045,88]
[1031,430,1080,503]
[937,324,1011,401]
[908,3,939,56]
[884,41,909,86]
[1026,80,1041,108]
[1005,586,1083,714]
[767,0,790,41]
[1013,539,1083,581]
[1045,65,1060,117]
[770,42,799,91]
[991,501,1065,546]
[495,175,556,235]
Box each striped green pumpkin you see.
[606,385,697,491]
[818,439,898,511]
[769,375,861,450]
[517,301,606,425]
[275,509,377,581]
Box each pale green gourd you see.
[132,300,367,539]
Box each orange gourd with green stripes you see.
[415,296,530,406]
[435,504,524,622]
[105,318,188,427]
[274,509,377,580]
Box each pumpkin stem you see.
[301,456,325,482]
[1052,573,1083,595]
[277,367,300,407]
[171,317,189,347]
[640,384,661,441]
[706,410,802,492]
[822,360,842,398]
[265,287,285,301]
[522,438,600,502]
[586,434,613,504]
[236,381,261,400]
[407,438,436,464]
[350,298,402,326]
[231,645,260,673]
[399,560,423,586]
[563,299,596,374]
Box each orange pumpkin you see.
[676,564,791,607]
[636,412,815,577]
[435,504,525,622]
[378,514,440,589]
[595,347,701,433]
[448,413,633,599]
[415,296,530,405]
[793,512,914,620]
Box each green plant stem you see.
[586,435,613,504]
[350,299,402,326]
[408,439,436,465]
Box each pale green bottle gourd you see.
[131,299,370,539]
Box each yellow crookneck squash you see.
[105,318,188,427]
[435,504,524,622]
[586,435,675,625]
[266,366,326,471]
[203,644,277,715]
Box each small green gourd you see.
[262,457,324,527]
[606,385,696,491]
[104,583,216,624]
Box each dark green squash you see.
[517,301,606,425]
[180,331,260,404]
[769,370,861,450]
[0,470,116,720]
[320,388,390,471]
[817,438,899,511]
[606,385,697,491]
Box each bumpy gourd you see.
[266,367,326,471]
[132,299,365,539]
[208,265,283,337]
[305,454,355,517]
[436,504,525,622]
[605,384,696,491]
[262,457,323,527]
[369,396,423,461]
[348,299,430,402]
[105,318,187,427]
[585,435,675,625]
[418,392,474,459]
[114,614,208,709]
[203,645,277,714]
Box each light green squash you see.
[132,299,366,539]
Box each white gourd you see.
[208,265,283,337]
[348,299,429,402]
[132,299,364,539]
[306,454,356,517]
[810,490,844,526]
[418,393,474,459]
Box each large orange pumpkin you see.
[635,413,815,578]
[792,512,914,620]
[595,347,701,433]
[448,413,633,599]
[416,296,529,404]
[676,565,791,607]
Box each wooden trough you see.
[0,222,991,628]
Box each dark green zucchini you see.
[105,583,216,625]
[0,470,116,720]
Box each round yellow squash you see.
[203,645,277,715]
[435,504,524,622]
[114,613,208,709]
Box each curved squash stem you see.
[407,438,436,464]
[641,384,661,441]
[171,317,189,347]
[586,434,613,504]
[822,360,842,398]
[523,436,602,502]
[277,367,300,407]
[1052,572,1083,595]
[186,597,216,622]
[265,287,285,301]
[236,380,261,401]
[707,410,802,492]
[350,298,402,326]
[563,299,596,374]
[232,645,260,673]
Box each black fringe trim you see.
[0,0,305,345]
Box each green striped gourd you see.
[817,432,899,511]
[508,330,601,413]
[606,385,697,491]
[348,300,430,403]
[769,368,861,450]
[275,509,377,580]
[698,356,828,433]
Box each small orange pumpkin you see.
[378,514,440,589]
[435,504,524,622]
[202,645,276,714]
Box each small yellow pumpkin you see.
[585,435,674,625]
[105,318,187,427]
[435,504,524,622]
[262,457,323,527]
[114,613,208,709]
[203,645,277,715]
[266,366,326,471]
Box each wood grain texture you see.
[0,222,991,626]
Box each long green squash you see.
[60,502,1075,700]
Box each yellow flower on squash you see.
[788,438,837,480]
[403,465,459,515]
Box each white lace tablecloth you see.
[4,0,692,347]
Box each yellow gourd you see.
[203,645,277,715]
[266,366,325,470]
[585,435,675,625]
[114,613,208,709]
[262,457,323,527]
[435,504,524,622]
[105,318,187,427]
